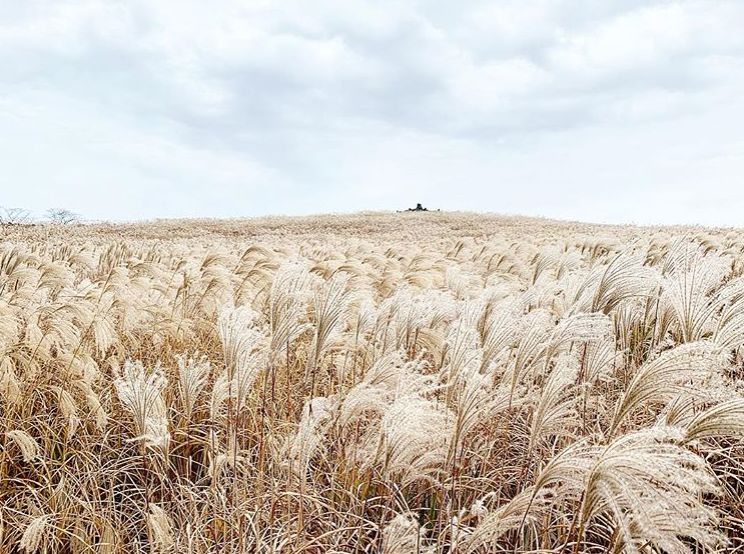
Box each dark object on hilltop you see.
[397,202,440,213]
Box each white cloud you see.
[0,0,743,223]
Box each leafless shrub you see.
[45,208,81,225]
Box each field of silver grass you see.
[2,212,744,552]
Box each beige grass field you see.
[3,211,744,553]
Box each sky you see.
[1,1,744,225]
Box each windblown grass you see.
[1,212,744,552]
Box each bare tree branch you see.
[46,208,81,225]
[0,207,32,225]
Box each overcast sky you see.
[1,1,744,225]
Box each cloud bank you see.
[1,0,743,224]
